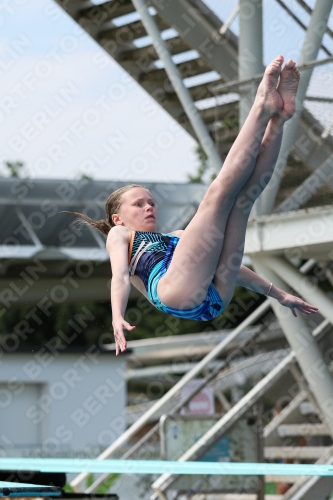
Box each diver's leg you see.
[158,56,285,308]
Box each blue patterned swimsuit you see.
[128,230,224,321]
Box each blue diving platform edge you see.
[0,458,333,476]
[0,481,61,497]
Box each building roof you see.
[0,178,206,261]
[0,178,207,304]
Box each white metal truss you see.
[132,0,221,171]
[70,299,272,490]
[150,318,332,499]
[276,153,333,212]
[245,205,333,260]
[258,0,333,214]
[14,1,333,498]
[0,179,205,303]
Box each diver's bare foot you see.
[277,59,300,120]
[256,55,284,117]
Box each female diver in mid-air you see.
[75,56,318,355]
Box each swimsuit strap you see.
[128,230,135,265]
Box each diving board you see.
[1,458,333,477]
[0,481,61,497]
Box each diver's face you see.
[113,187,157,231]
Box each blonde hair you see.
[73,184,145,237]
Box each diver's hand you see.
[112,318,135,355]
[278,292,318,317]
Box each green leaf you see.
[63,484,74,493]
[95,474,121,494]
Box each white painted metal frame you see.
[131,0,222,173]
[252,257,333,436]
[151,353,295,498]
[259,0,333,215]
[16,208,44,250]
[151,317,331,498]
[219,5,240,35]
[70,300,271,489]
[44,0,333,498]
[244,206,333,259]
[262,256,333,323]
[276,153,333,212]
[238,0,263,125]
[70,259,315,490]
[211,55,333,94]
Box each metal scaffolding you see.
[36,0,333,498]
[258,0,333,215]
[131,0,222,173]
[238,0,264,126]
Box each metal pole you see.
[251,257,333,436]
[131,0,222,173]
[151,315,330,498]
[239,0,264,125]
[239,0,264,219]
[151,352,294,497]
[276,152,333,212]
[85,362,225,493]
[277,0,332,56]
[258,0,333,215]
[261,255,333,324]
[70,301,270,489]
[70,259,316,489]
[255,400,265,500]
[219,5,240,36]
[211,54,333,94]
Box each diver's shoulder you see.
[106,225,131,247]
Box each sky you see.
[1,0,333,183]
[0,0,199,183]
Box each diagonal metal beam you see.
[258,0,333,215]
[262,255,333,324]
[276,152,333,212]
[149,0,238,81]
[305,95,333,103]
[69,298,274,490]
[131,0,222,172]
[296,0,333,40]
[15,208,43,249]
[151,315,331,498]
[149,259,316,497]
[219,4,240,35]
[211,55,333,94]
[151,352,295,498]
[252,257,333,435]
[284,448,333,500]
[276,0,331,56]
[85,362,225,493]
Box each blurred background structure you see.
[1,0,333,499]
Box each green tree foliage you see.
[188,145,210,183]
[64,474,120,494]
[5,260,329,351]
[3,161,27,178]
[0,286,265,351]
[188,145,218,183]
[188,115,239,183]
[79,172,93,180]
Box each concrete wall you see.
[0,350,126,457]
